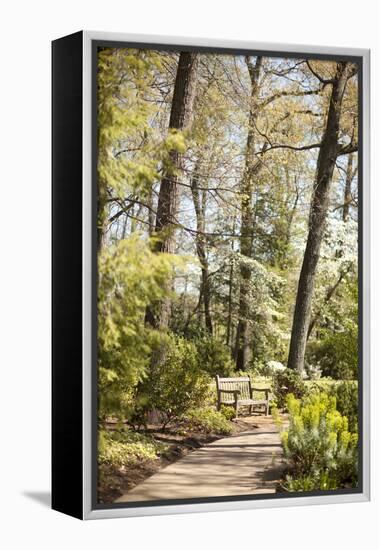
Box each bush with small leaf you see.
[98,428,168,468]
[306,329,358,380]
[195,336,235,377]
[220,404,237,421]
[138,334,211,428]
[97,234,179,420]
[272,368,306,409]
[306,380,358,434]
[330,381,359,434]
[281,392,358,491]
[184,407,233,435]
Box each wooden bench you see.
[215,375,271,418]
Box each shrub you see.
[281,392,358,491]
[97,235,179,420]
[306,380,358,434]
[138,334,211,428]
[98,428,168,468]
[184,407,233,435]
[220,404,237,421]
[306,330,358,380]
[195,336,235,377]
[272,368,306,409]
[282,472,340,492]
[331,381,359,434]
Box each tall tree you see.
[287,61,357,372]
[191,164,213,334]
[234,56,263,370]
[147,52,198,328]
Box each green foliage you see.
[332,381,359,434]
[306,276,358,380]
[283,472,339,492]
[272,368,306,409]
[97,49,160,197]
[97,49,192,239]
[195,336,235,377]
[184,407,233,435]
[281,392,358,491]
[248,359,270,377]
[98,428,168,468]
[305,380,358,433]
[137,334,211,427]
[215,253,287,364]
[307,329,358,380]
[97,234,179,419]
[220,404,237,421]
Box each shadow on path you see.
[116,417,286,503]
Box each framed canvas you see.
[52,31,370,520]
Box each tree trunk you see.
[235,56,262,370]
[97,184,107,252]
[279,176,299,269]
[226,216,237,348]
[154,52,198,253]
[287,62,352,373]
[146,52,198,329]
[191,166,213,334]
[342,153,354,221]
[147,185,155,236]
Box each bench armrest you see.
[251,388,271,399]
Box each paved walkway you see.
[116,417,286,503]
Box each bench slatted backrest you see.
[216,376,251,402]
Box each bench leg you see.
[266,403,269,416]
[249,405,252,416]
[234,401,238,418]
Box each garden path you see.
[115,416,286,503]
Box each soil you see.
[98,417,256,504]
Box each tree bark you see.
[146,52,198,329]
[191,166,213,334]
[147,186,155,236]
[97,185,107,252]
[287,62,353,373]
[235,56,262,370]
[154,52,198,253]
[342,153,354,221]
[226,216,237,348]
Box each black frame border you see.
[52,30,84,519]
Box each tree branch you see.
[337,142,358,156]
[257,142,321,155]
[261,87,322,108]
[306,60,334,85]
